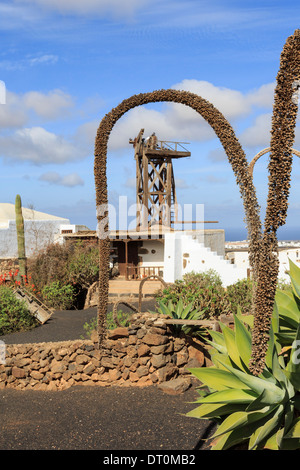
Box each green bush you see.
[42,281,76,310]
[66,240,99,289]
[157,270,231,319]
[27,242,69,292]
[0,286,38,335]
[27,240,100,309]
[226,278,253,316]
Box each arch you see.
[138,274,168,312]
[112,300,139,327]
[248,147,300,176]
[94,89,262,345]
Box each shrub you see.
[27,243,69,292]
[226,278,253,316]
[66,240,99,289]
[0,286,38,335]
[157,270,231,319]
[42,281,76,310]
[27,240,100,309]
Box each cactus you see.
[15,194,27,281]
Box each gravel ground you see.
[0,298,216,453]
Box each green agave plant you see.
[152,298,206,337]
[274,259,300,347]
[187,259,300,450]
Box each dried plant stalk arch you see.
[94,89,261,345]
[248,147,300,177]
[94,30,300,376]
[138,275,168,312]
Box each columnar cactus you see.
[15,194,27,281]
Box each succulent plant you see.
[152,298,207,337]
[15,194,27,281]
[187,259,300,450]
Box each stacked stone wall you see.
[0,313,210,392]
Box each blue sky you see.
[0,0,300,240]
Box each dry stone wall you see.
[0,313,209,392]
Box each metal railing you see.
[156,140,190,153]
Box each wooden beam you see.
[171,221,219,224]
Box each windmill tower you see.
[129,129,191,230]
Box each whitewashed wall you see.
[0,218,70,258]
[163,232,248,287]
[138,240,164,267]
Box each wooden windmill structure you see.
[129,129,191,230]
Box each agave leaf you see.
[275,289,300,323]
[209,352,232,370]
[263,431,280,450]
[196,388,257,405]
[205,339,227,356]
[282,401,295,439]
[293,394,300,411]
[211,420,261,450]
[280,438,300,450]
[188,367,252,392]
[212,405,276,440]
[211,411,249,438]
[156,301,170,317]
[284,323,300,391]
[236,313,254,329]
[175,297,183,316]
[248,404,284,450]
[289,259,300,299]
[218,359,286,403]
[180,302,194,319]
[264,323,277,370]
[270,343,290,389]
[246,389,280,411]
[186,402,244,419]
[219,323,245,371]
[234,314,252,367]
[283,417,300,439]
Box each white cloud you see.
[0,91,28,128]
[15,0,149,18]
[0,88,74,129]
[239,113,272,149]
[27,54,58,66]
[172,80,252,120]
[109,104,215,151]
[247,82,275,109]
[23,89,73,119]
[74,119,98,151]
[0,54,59,71]
[0,127,83,164]
[107,80,277,151]
[39,171,84,187]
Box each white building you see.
[0,203,88,259]
[225,241,300,283]
[65,227,249,287]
